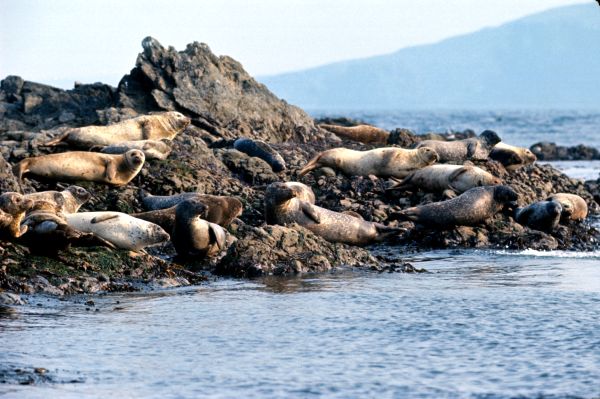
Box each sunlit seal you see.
[416,130,501,164]
[264,182,401,245]
[43,111,190,148]
[13,150,145,189]
[391,185,518,228]
[298,147,438,178]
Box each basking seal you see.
[514,201,562,232]
[43,112,190,148]
[99,139,172,160]
[0,192,34,238]
[546,193,588,221]
[65,212,170,251]
[298,147,439,179]
[14,150,145,188]
[319,124,389,144]
[171,199,228,258]
[233,138,286,172]
[139,191,242,226]
[284,182,315,204]
[264,182,400,245]
[24,185,91,213]
[20,204,115,254]
[391,185,518,228]
[490,142,537,171]
[417,130,501,164]
[388,164,501,197]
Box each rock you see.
[0,291,25,305]
[216,149,279,184]
[118,37,320,143]
[216,223,379,277]
[530,141,600,161]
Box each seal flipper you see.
[300,201,321,224]
[104,159,117,182]
[91,214,120,224]
[40,130,70,147]
[375,224,403,239]
[298,154,323,176]
[386,176,410,191]
[208,223,227,251]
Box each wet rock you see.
[0,291,24,305]
[216,223,379,278]
[530,142,600,161]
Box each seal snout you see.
[547,201,563,216]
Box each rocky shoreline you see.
[1,37,599,300]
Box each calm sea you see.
[1,111,599,399]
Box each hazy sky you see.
[0,0,590,88]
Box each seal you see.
[514,201,562,232]
[489,142,537,171]
[387,164,502,197]
[298,147,439,178]
[546,193,588,221]
[264,182,400,245]
[319,124,389,144]
[283,182,315,203]
[139,191,242,226]
[233,138,286,172]
[65,211,170,251]
[391,185,518,228]
[171,199,228,257]
[98,139,172,160]
[19,203,115,254]
[416,130,501,164]
[0,192,34,238]
[24,185,91,213]
[13,149,145,189]
[43,111,190,148]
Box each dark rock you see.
[117,37,320,143]
[530,141,600,161]
[216,223,379,278]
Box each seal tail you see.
[375,224,405,240]
[298,154,322,176]
[387,208,419,222]
[40,131,70,147]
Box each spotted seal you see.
[489,142,537,171]
[546,193,588,221]
[387,164,501,197]
[24,185,91,213]
[298,147,439,178]
[65,212,170,251]
[233,138,286,172]
[416,130,501,164]
[514,201,562,232]
[0,192,34,238]
[43,112,190,148]
[391,185,518,228]
[13,150,145,189]
[264,182,400,245]
[319,124,390,144]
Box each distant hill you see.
[260,4,600,110]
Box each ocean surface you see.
[1,110,599,398]
[311,109,600,149]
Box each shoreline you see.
[1,37,599,302]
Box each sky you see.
[0,0,590,88]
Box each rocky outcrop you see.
[117,37,321,143]
[530,142,600,161]
[1,37,599,297]
[216,223,378,277]
[0,76,116,132]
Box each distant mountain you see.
[260,4,600,110]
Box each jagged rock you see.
[0,77,116,132]
[216,223,379,278]
[118,37,321,143]
[530,141,600,161]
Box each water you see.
[310,109,600,149]
[1,250,599,398]
[1,110,600,398]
